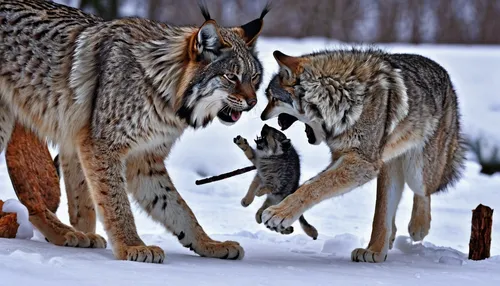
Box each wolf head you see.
[260,51,325,145]
[176,2,271,128]
[254,124,292,157]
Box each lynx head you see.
[176,2,271,128]
[254,124,292,157]
[260,51,325,145]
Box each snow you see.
[1,37,500,285]
[1,199,33,239]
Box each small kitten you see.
[233,124,318,240]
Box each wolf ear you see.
[232,3,270,48]
[195,20,227,62]
[273,50,304,78]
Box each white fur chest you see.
[128,124,186,157]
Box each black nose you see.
[247,98,257,108]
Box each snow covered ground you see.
[1,38,500,285]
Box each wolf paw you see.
[408,215,430,242]
[118,245,165,263]
[351,248,388,263]
[233,135,249,151]
[62,231,107,248]
[195,240,244,260]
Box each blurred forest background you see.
[54,0,500,175]
[57,0,500,45]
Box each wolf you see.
[259,47,466,262]
[0,0,269,263]
[233,124,318,240]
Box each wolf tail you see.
[299,215,318,240]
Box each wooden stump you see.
[468,204,493,260]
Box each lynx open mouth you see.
[217,107,241,123]
[278,113,316,144]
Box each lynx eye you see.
[223,74,238,83]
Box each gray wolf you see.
[259,47,466,262]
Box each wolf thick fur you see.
[233,124,318,240]
[260,47,466,263]
[0,0,269,263]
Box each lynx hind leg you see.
[59,151,97,234]
[352,158,404,263]
[126,153,244,260]
[5,124,105,248]
[233,135,255,163]
[0,101,14,152]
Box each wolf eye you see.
[223,74,238,83]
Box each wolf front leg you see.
[262,152,381,233]
[126,152,244,260]
[77,132,164,263]
[351,158,404,263]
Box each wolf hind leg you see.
[403,148,432,242]
[407,194,431,242]
[351,158,404,263]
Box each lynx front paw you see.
[87,233,107,248]
[61,231,107,248]
[262,204,301,233]
[351,248,388,263]
[233,135,250,151]
[117,245,165,263]
[196,240,244,260]
[280,226,294,235]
